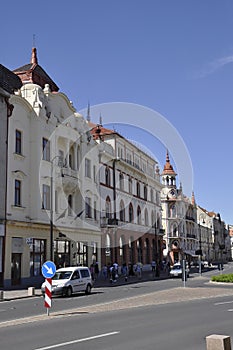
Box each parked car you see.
[41,266,93,297]
[169,263,190,278]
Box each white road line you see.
[34,331,120,350]
[214,301,233,305]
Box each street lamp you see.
[112,158,120,262]
[49,155,61,262]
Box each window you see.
[15,130,22,154]
[120,200,125,222]
[144,185,147,200]
[106,196,111,219]
[93,165,96,183]
[119,173,124,191]
[68,194,73,216]
[136,181,140,197]
[85,158,91,178]
[14,180,21,206]
[58,150,64,167]
[42,138,50,161]
[129,203,134,222]
[30,239,46,277]
[137,206,141,225]
[94,201,97,220]
[42,184,50,210]
[85,197,92,218]
[150,189,154,203]
[128,177,132,194]
[105,167,110,186]
[145,208,149,226]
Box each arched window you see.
[169,204,176,218]
[137,206,141,225]
[144,208,149,226]
[105,167,110,186]
[120,200,125,222]
[119,172,124,191]
[106,196,111,219]
[129,203,134,222]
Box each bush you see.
[211,274,233,283]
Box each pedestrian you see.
[122,263,128,282]
[94,262,99,280]
[90,263,95,281]
[102,265,108,280]
[151,260,156,277]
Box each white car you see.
[169,263,190,278]
[41,266,93,297]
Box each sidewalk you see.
[0,269,169,301]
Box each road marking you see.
[214,301,233,305]
[34,331,120,350]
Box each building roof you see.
[162,150,177,176]
[0,64,22,94]
[13,48,59,92]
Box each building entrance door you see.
[11,253,21,285]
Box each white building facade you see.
[91,124,163,270]
[4,49,101,288]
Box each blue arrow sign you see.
[42,261,56,278]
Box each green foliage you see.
[211,274,233,283]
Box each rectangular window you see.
[85,197,92,218]
[42,184,50,210]
[85,158,91,178]
[14,180,21,206]
[93,165,96,182]
[30,239,46,276]
[42,138,50,161]
[15,130,22,154]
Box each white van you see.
[41,266,93,297]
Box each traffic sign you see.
[42,261,56,278]
[44,278,52,308]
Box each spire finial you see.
[99,113,103,126]
[86,101,91,122]
[31,47,38,65]
[166,149,170,163]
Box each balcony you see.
[100,217,118,228]
[61,167,79,191]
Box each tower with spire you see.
[161,150,177,188]
[13,47,59,92]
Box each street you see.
[1,292,233,349]
[0,265,233,349]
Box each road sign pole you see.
[44,278,52,316]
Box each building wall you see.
[5,83,101,287]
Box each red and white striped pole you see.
[44,278,52,315]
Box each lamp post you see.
[112,158,120,262]
[154,222,160,277]
[50,159,54,261]
[49,155,61,262]
[198,223,202,275]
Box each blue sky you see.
[1,1,233,224]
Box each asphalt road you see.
[0,265,233,350]
[0,265,232,323]
[1,293,233,350]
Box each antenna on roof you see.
[99,113,103,126]
[33,34,36,48]
[86,101,91,122]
